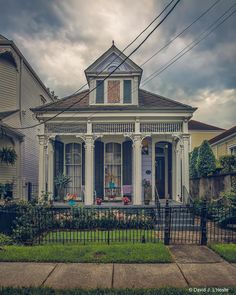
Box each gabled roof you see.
[85,44,142,77]
[209,125,236,145]
[189,120,225,131]
[0,35,54,101]
[32,89,196,113]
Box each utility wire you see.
[140,0,221,67]
[10,0,181,130]
[141,3,236,87]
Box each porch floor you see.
[52,199,182,208]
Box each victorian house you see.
[32,44,196,205]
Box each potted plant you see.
[143,179,152,205]
[66,193,77,206]
[54,174,71,201]
[122,196,130,205]
[96,197,102,205]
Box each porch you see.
[38,120,190,205]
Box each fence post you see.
[200,199,207,245]
[164,200,171,245]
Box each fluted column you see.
[84,135,94,205]
[47,139,54,196]
[38,135,47,199]
[133,135,142,205]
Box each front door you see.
[155,156,165,199]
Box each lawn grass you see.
[1,287,236,295]
[209,243,236,263]
[41,229,159,244]
[0,243,172,263]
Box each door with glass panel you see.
[65,143,82,197]
[105,143,122,199]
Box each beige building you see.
[0,35,55,199]
[189,119,225,151]
[209,126,236,159]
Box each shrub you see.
[0,147,17,165]
[197,140,216,177]
[220,155,236,173]
[0,233,14,245]
[189,147,199,178]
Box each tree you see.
[189,147,199,178]
[219,155,236,173]
[197,140,216,177]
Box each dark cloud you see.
[0,0,235,128]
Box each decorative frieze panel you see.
[140,122,182,133]
[46,123,87,134]
[92,123,135,133]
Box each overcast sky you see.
[0,0,235,128]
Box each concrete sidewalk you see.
[0,246,235,289]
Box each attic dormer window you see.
[96,80,104,103]
[123,80,131,103]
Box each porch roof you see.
[31,89,196,113]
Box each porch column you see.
[47,139,54,196]
[84,135,94,205]
[172,139,176,201]
[38,135,47,199]
[133,135,142,205]
[182,134,190,202]
[176,140,182,201]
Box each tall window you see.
[105,143,121,198]
[96,80,104,103]
[65,143,82,195]
[123,80,131,103]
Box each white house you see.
[32,44,196,205]
[0,35,55,199]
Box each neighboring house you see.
[32,44,197,205]
[0,34,55,199]
[209,125,236,159]
[188,119,225,151]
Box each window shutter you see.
[96,80,104,103]
[122,140,132,185]
[54,140,64,196]
[123,80,131,103]
[95,141,104,197]
[82,142,85,186]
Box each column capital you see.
[38,135,49,147]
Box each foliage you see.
[0,243,172,263]
[0,147,17,165]
[0,182,14,200]
[0,233,14,245]
[54,174,71,200]
[189,147,199,178]
[219,155,236,173]
[197,140,216,177]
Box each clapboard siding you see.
[0,59,17,111]
[20,64,51,184]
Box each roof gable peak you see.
[85,44,142,77]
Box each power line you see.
[10,0,181,130]
[67,0,175,97]
[141,3,236,87]
[140,0,221,67]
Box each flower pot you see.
[68,200,76,206]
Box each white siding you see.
[0,59,18,111]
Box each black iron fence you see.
[0,201,235,245]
